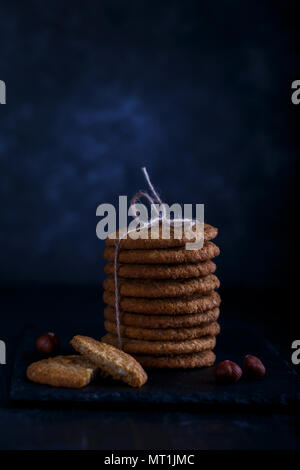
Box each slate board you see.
[9,322,300,406]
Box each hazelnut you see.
[36,332,59,354]
[214,360,242,384]
[243,355,266,379]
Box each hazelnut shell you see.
[36,332,59,354]
[243,355,266,379]
[214,360,242,384]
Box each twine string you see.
[141,167,163,205]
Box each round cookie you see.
[103,241,220,265]
[102,333,216,355]
[104,306,220,328]
[104,320,220,341]
[103,274,220,298]
[70,335,147,388]
[106,223,218,250]
[104,260,217,280]
[134,350,216,369]
[26,355,98,389]
[103,290,221,315]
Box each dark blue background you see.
[0,0,299,287]
[0,3,300,451]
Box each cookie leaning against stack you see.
[102,223,221,368]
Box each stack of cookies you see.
[102,223,221,369]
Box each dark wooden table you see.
[1,286,299,450]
